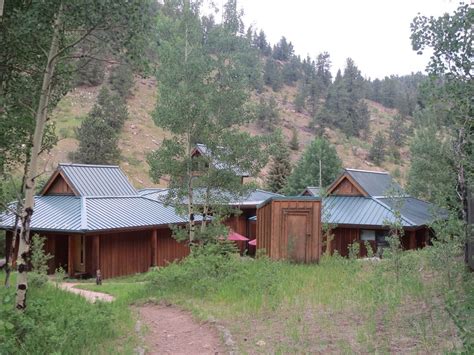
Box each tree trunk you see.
[15,4,62,310]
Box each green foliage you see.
[75,58,105,87]
[369,132,386,165]
[272,36,294,61]
[388,114,406,147]
[285,136,342,195]
[364,241,374,258]
[29,235,53,288]
[256,96,280,131]
[54,266,66,288]
[263,58,283,91]
[266,131,292,193]
[109,65,134,98]
[74,87,127,164]
[0,278,119,354]
[289,126,299,151]
[322,59,370,137]
[347,241,360,260]
[293,83,306,113]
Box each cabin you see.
[315,168,442,256]
[1,164,194,279]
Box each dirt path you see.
[137,305,226,355]
[58,283,115,303]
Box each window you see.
[361,230,375,241]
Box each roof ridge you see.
[346,168,388,174]
[59,163,120,168]
[80,196,88,230]
[371,196,416,226]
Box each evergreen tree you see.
[257,96,280,131]
[266,131,292,193]
[75,114,121,165]
[285,137,342,195]
[388,114,406,147]
[272,36,294,61]
[369,132,386,165]
[289,126,299,151]
[90,87,129,132]
[75,58,105,87]
[253,29,271,56]
[109,64,134,98]
[294,83,306,113]
[282,55,301,85]
[263,58,283,91]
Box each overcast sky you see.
[232,0,460,79]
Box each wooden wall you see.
[99,231,151,279]
[155,228,190,267]
[332,178,363,196]
[44,174,75,195]
[328,228,360,257]
[257,199,321,263]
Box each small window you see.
[361,230,375,241]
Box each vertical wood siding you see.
[257,199,321,262]
[156,228,190,267]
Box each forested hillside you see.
[43,46,422,188]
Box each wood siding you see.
[257,199,321,262]
[156,228,190,267]
[99,231,151,279]
[43,174,75,195]
[332,178,364,196]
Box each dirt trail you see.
[58,282,115,303]
[137,305,225,355]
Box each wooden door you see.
[285,212,311,262]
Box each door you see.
[285,212,311,262]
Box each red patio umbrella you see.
[248,239,256,246]
[227,231,249,241]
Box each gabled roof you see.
[42,164,137,197]
[377,197,446,226]
[192,143,249,177]
[328,168,404,197]
[300,186,321,197]
[0,195,193,233]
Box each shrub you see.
[29,235,53,288]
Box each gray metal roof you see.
[0,195,192,233]
[345,169,404,197]
[194,143,249,177]
[300,186,321,197]
[59,164,137,196]
[377,197,446,226]
[143,188,282,207]
[323,196,414,227]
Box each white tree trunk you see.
[15,5,62,310]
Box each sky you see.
[231,0,460,79]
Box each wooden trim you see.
[68,235,75,277]
[151,229,158,267]
[40,170,80,196]
[327,172,368,196]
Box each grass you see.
[2,248,470,353]
[0,272,139,354]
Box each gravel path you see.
[58,282,115,303]
[137,305,225,355]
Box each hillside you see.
[42,77,411,189]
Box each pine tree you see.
[294,83,306,113]
[90,87,129,132]
[289,126,299,151]
[263,58,283,91]
[388,114,406,147]
[266,131,292,193]
[369,132,386,165]
[109,64,134,98]
[257,96,280,131]
[285,137,342,195]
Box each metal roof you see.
[0,195,192,233]
[59,164,137,196]
[143,188,282,207]
[323,196,414,227]
[345,168,404,197]
[258,196,321,209]
[300,186,321,197]
[194,143,249,177]
[377,197,446,226]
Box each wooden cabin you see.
[315,168,441,257]
[256,197,321,262]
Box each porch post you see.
[68,235,75,277]
[92,235,100,276]
[151,229,157,267]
